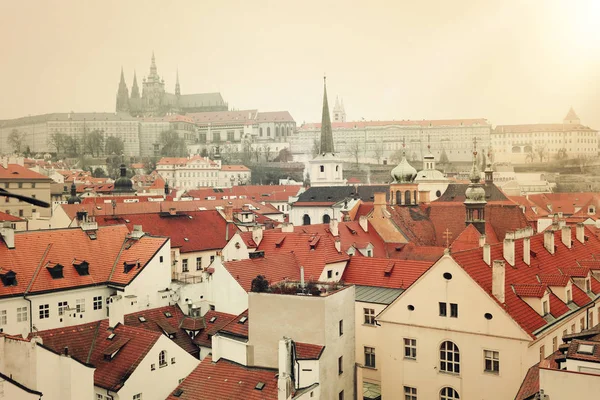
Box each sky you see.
[1,0,600,127]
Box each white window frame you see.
[484,350,499,373]
[0,310,6,325]
[76,298,85,313]
[364,308,375,325]
[404,386,417,400]
[39,304,50,319]
[58,301,68,316]
[364,346,376,368]
[440,341,460,374]
[93,296,103,310]
[17,306,27,322]
[404,338,417,359]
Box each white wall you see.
[539,367,600,398]
[209,258,249,315]
[355,301,387,387]
[0,379,40,400]
[212,335,248,366]
[318,261,348,282]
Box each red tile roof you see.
[166,356,278,400]
[299,118,489,130]
[124,305,198,356]
[186,185,301,203]
[566,339,600,363]
[452,226,600,338]
[537,274,570,287]
[0,211,24,222]
[35,320,160,391]
[525,193,596,216]
[342,257,433,289]
[157,156,218,167]
[223,253,301,292]
[192,311,237,348]
[0,226,167,298]
[294,342,325,360]
[80,195,165,204]
[219,310,249,339]
[0,164,52,181]
[220,165,250,172]
[384,242,446,262]
[94,210,237,253]
[512,284,547,298]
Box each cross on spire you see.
[443,228,453,249]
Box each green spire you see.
[320,76,334,154]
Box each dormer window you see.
[123,261,139,273]
[588,206,596,215]
[47,263,64,279]
[586,279,591,293]
[73,260,89,276]
[0,270,17,287]
[542,300,549,315]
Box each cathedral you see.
[116,53,228,116]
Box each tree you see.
[372,140,385,164]
[200,147,209,157]
[241,141,252,164]
[105,136,125,157]
[273,148,293,163]
[577,154,589,173]
[252,146,262,162]
[92,167,107,178]
[7,129,25,154]
[347,139,362,168]
[144,158,157,174]
[159,130,187,157]
[48,131,68,156]
[556,147,567,161]
[63,136,80,157]
[536,144,548,162]
[439,148,450,164]
[83,129,105,157]
[525,150,535,163]
[251,275,269,293]
[262,144,272,162]
[311,138,320,158]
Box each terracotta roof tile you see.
[223,253,300,292]
[219,310,249,339]
[192,311,237,348]
[537,274,570,287]
[0,164,52,181]
[294,342,324,360]
[512,284,547,298]
[186,185,301,203]
[342,257,433,289]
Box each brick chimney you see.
[224,204,233,221]
[359,215,368,232]
[281,222,294,233]
[523,236,531,266]
[561,225,572,249]
[544,230,555,254]
[492,260,506,304]
[329,218,339,236]
[418,190,430,204]
[483,243,491,266]
[374,192,386,207]
[334,237,341,252]
[503,232,515,267]
[576,223,585,243]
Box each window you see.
[320,165,324,172]
[338,391,344,400]
[196,257,202,270]
[327,270,333,279]
[552,336,558,352]
[0,310,6,325]
[439,302,447,317]
[440,387,460,400]
[133,394,142,400]
[539,345,545,361]
[150,363,156,371]
[580,317,585,331]
[542,300,548,315]
[58,301,68,316]
[404,338,417,359]
[339,320,343,336]
[17,306,27,322]
[450,303,458,318]
[440,341,460,374]
[567,289,572,302]
[484,350,499,373]
[364,346,376,368]
[210,255,215,264]
[364,308,375,325]
[404,386,417,400]
[159,350,167,367]
[39,304,49,319]
[93,296,103,310]
[76,299,85,313]
[19,209,23,217]
[182,259,188,272]
[338,356,343,374]
[159,256,164,263]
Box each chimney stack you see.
[503,232,515,267]
[479,235,486,247]
[576,223,585,243]
[544,230,555,254]
[334,237,341,253]
[329,218,339,236]
[374,192,386,207]
[278,337,293,400]
[281,222,294,233]
[492,260,506,304]
[0,222,15,249]
[359,215,368,232]
[523,237,531,266]
[224,204,233,221]
[483,243,491,266]
[108,294,124,328]
[561,226,572,249]
[300,266,305,289]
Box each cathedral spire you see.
[175,69,181,97]
[150,51,157,75]
[130,70,140,99]
[320,76,334,154]
[116,67,129,112]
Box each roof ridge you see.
[86,320,103,364]
[108,238,129,282]
[25,243,52,295]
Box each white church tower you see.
[309,77,346,187]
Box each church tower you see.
[116,67,130,112]
[332,96,346,122]
[175,69,181,97]
[131,71,140,99]
[563,107,580,125]
[464,138,487,234]
[141,52,166,115]
[309,77,346,187]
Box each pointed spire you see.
[175,69,181,97]
[130,70,140,99]
[116,67,129,112]
[334,96,340,109]
[119,67,126,83]
[320,76,334,154]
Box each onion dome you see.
[67,182,81,204]
[465,150,486,203]
[391,154,417,184]
[113,164,135,193]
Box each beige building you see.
[492,108,598,163]
[156,156,221,189]
[0,162,52,218]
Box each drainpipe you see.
[24,295,33,333]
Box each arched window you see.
[275,126,279,136]
[303,214,311,225]
[404,190,411,205]
[267,127,271,136]
[335,165,339,171]
[413,190,417,204]
[322,214,331,223]
[159,350,167,367]
[440,387,460,400]
[440,341,460,374]
[396,190,401,205]
[259,128,263,137]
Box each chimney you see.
[544,230,555,254]
[418,190,430,204]
[374,192,386,207]
[252,225,263,246]
[278,337,293,400]
[130,225,144,239]
[0,222,15,249]
[80,216,98,231]
[300,266,305,289]
[492,260,506,304]
[224,204,233,221]
[561,225,572,249]
[334,237,341,252]
[329,218,339,236]
[479,235,486,247]
[576,223,585,243]
[168,207,177,216]
[523,237,531,266]
[63,346,69,356]
[483,243,491,266]
[359,215,368,232]
[281,222,294,233]
[503,232,515,267]
[108,294,124,328]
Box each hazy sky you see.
[2,0,600,127]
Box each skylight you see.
[107,333,115,340]
[577,344,595,355]
[138,316,147,322]
[255,382,265,390]
[164,312,172,318]
[209,316,217,323]
[239,316,248,324]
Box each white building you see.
[156,156,221,189]
[413,149,449,201]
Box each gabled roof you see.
[166,356,277,400]
[436,182,509,203]
[35,320,160,391]
[296,185,388,204]
[186,185,301,203]
[294,342,325,360]
[192,310,237,348]
[0,164,52,181]
[156,156,218,167]
[342,257,433,289]
[0,210,24,222]
[0,226,167,298]
[223,253,301,292]
[218,310,249,340]
[124,305,197,355]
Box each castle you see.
[116,53,228,116]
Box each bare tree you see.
[556,147,567,161]
[48,130,67,156]
[7,129,25,154]
[535,144,548,162]
[253,145,262,162]
[577,154,589,173]
[311,138,320,158]
[262,144,272,162]
[347,139,362,168]
[372,140,385,164]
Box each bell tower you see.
[464,138,487,234]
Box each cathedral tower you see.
[309,77,346,187]
[175,69,181,97]
[130,70,140,99]
[116,67,130,112]
[141,52,166,115]
[332,96,346,122]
